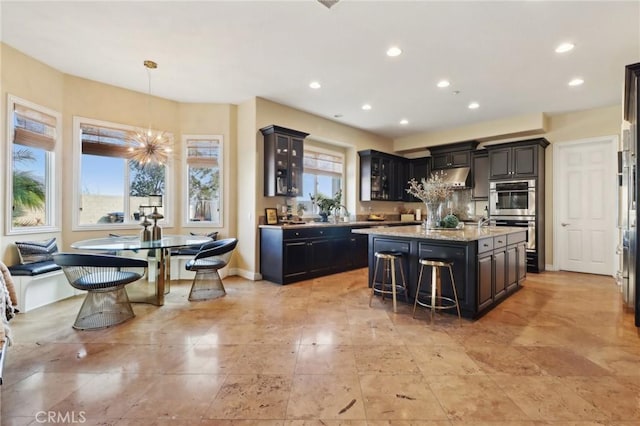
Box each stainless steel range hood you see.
[440,167,470,188]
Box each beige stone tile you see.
[491,376,607,421]
[394,324,464,347]
[465,345,546,376]
[295,344,358,375]
[205,374,291,419]
[1,372,95,417]
[518,347,612,377]
[427,375,529,421]
[301,323,353,345]
[349,322,405,345]
[359,374,448,420]
[367,422,452,426]
[123,373,226,419]
[227,344,299,374]
[167,344,242,374]
[286,374,365,420]
[562,376,640,421]
[48,372,158,420]
[582,345,640,375]
[284,421,367,426]
[353,345,421,374]
[407,345,483,376]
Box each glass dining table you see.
[70,234,211,306]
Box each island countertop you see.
[352,224,525,242]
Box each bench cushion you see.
[8,261,62,276]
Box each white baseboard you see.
[231,268,261,281]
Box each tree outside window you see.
[8,96,59,232]
[183,136,222,226]
[75,118,170,227]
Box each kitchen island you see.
[352,225,527,319]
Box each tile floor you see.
[1,269,639,425]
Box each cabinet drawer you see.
[478,237,494,253]
[493,235,507,249]
[507,231,527,245]
[283,227,334,240]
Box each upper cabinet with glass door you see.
[260,125,309,197]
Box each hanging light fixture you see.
[128,60,172,165]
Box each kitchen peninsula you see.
[259,220,418,285]
[353,225,527,318]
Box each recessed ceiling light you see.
[437,80,450,88]
[309,81,321,89]
[568,78,584,86]
[468,102,480,109]
[400,119,409,125]
[555,42,575,53]
[362,104,372,110]
[386,46,402,57]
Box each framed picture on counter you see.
[265,208,279,225]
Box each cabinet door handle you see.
[483,243,490,247]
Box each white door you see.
[556,136,617,275]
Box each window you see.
[6,95,61,234]
[182,135,223,226]
[298,147,344,215]
[73,117,172,229]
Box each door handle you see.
[561,223,570,227]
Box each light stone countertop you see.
[258,220,421,229]
[351,224,526,242]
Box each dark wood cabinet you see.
[432,151,471,169]
[471,152,489,199]
[404,157,430,201]
[260,125,308,197]
[417,243,473,312]
[359,150,407,201]
[429,141,478,170]
[493,236,507,301]
[476,233,525,311]
[260,225,369,284]
[477,253,493,311]
[487,140,547,180]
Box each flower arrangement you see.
[406,171,453,204]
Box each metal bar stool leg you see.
[369,256,381,307]
[431,264,437,322]
[413,263,425,318]
[448,264,462,321]
[390,258,397,313]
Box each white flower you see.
[406,171,453,203]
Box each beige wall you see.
[1,44,65,264]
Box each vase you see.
[319,212,329,222]
[424,202,443,229]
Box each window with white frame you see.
[182,135,223,226]
[298,147,344,215]
[6,95,61,233]
[73,117,171,229]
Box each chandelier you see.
[128,60,172,165]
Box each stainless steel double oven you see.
[489,179,537,266]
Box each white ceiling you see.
[1,0,639,139]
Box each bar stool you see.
[369,250,408,313]
[413,258,461,322]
